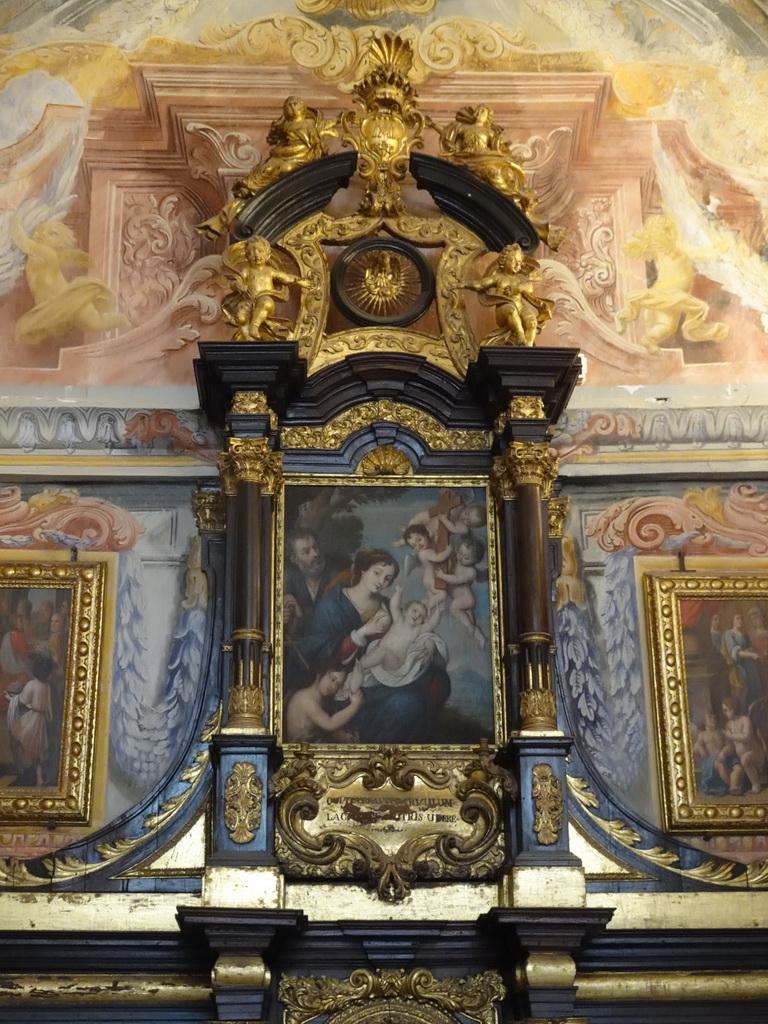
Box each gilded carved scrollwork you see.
[279,968,505,1024]
[270,744,513,902]
[230,391,278,428]
[339,34,426,217]
[192,489,226,532]
[531,763,563,845]
[218,437,283,495]
[295,0,435,19]
[280,400,490,452]
[223,762,263,843]
[548,496,570,538]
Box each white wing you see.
[653,126,768,317]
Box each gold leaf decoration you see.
[295,0,435,20]
[531,764,563,845]
[224,762,263,843]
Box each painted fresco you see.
[0,483,206,859]
[1,1,768,387]
[557,478,768,863]
[281,482,496,745]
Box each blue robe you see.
[295,584,450,743]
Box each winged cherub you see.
[466,243,554,347]
[220,236,308,341]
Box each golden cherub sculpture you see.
[433,105,565,251]
[198,96,337,240]
[466,243,554,347]
[220,236,308,341]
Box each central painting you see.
[277,478,499,747]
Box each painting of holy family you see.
[280,481,498,747]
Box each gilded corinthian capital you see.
[492,441,559,500]
[218,437,283,495]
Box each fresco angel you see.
[615,214,729,353]
[10,218,129,347]
[466,243,554,347]
[220,236,308,341]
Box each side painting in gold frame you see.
[645,572,768,833]
[0,561,105,824]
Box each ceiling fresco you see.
[1,0,768,389]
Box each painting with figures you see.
[0,584,70,790]
[280,480,498,746]
[645,572,768,833]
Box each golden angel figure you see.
[220,236,308,341]
[466,243,554,347]
[198,97,337,240]
[616,214,729,353]
[11,218,129,347]
[433,105,565,251]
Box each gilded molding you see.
[0,705,221,888]
[271,744,513,902]
[356,445,413,476]
[192,489,226,532]
[230,391,278,429]
[279,968,505,1024]
[218,437,283,495]
[280,401,490,452]
[223,762,263,844]
[212,953,271,989]
[520,689,557,731]
[575,972,768,1002]
[548,497,570,538]
[566,776,768,888]
[295,0,435,19]
[0,975,210,1004]
[531,764,563,845]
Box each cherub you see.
[466,243,553,347]
[10,218,130,347]
[400,524,451,608]
[394,490,485,547]
[284,659,363,743]
[615,214,729,353]
[198,96,337,239]
[358,587,441,674]
[434,536,487,647]
[716,696,767,795]
[437,503,486,541]
[220,236,308,341]
[431,105,564,250]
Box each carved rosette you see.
[230,390,278,428]
[357,445,413,476]
[531,763,563,845]
[519,688,557,731]
[218,437,283,495]
[548,496,570,537]
[270,744,513,902]
[279,968,505,1024]
[223,761,263,843]
[491,442,559,502]
[192,489,226,532]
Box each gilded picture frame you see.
[0,560,106,824]
[645,571,768,833]
[276,476,502,748]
